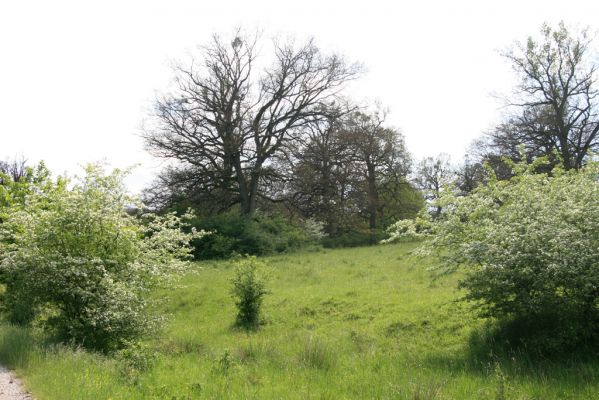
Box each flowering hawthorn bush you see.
[395,159,599,349]
[0,165,200,352]
[442,160,597,347]
[382,211,433,243]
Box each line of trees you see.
[408,22,599,212]
[143,22,599,248]
[6,23,597,251]
[143,32,422,245]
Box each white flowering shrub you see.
[382,211,433,243]
[0,161,55,220]
[421,159,599,349]
[0,165,199,352]
[302,218,328,242]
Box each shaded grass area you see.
[1,243,599,399]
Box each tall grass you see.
[1,243,598,399]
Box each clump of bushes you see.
[419,159,599,351]
[381,211,433,243]
[189,210,319,259]
[321,229,388,248]
[0,164,198,352]
[230,256,269,329]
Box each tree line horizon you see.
[4,21,599,246]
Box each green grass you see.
[2,243,599,399]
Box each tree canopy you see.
[144,31,361,216]
[481,22,599,172]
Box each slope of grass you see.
[1,243,599,399]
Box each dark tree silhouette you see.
[144,31,361,215]
[343,109,411,242]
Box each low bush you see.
[322,229,388,248]
[189,210,317,259]
[0,164,198,352]
[230,256,269,329]
[381,211,433,243]
[117,341,157,383]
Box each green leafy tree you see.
[485,22,599,171]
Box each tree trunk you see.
[244,166,261,216]
[366,163,378,244]
[559,135,573,170]
[234,158,252,216]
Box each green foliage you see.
[420,159,599,350]
[0,164,198,352]
[321,229,387,248]
[319,182,423,248]
[378,180,426,227]
[382,210,433,243]
[0,161,55,220]
[298,335,336,370]
[230,256,269,329]
[117,341,157,383]
[189,210,317,259]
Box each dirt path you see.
[0,366,32,400]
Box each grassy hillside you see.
[1,243,598,399]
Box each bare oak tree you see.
[144,31,361,215]
[286,107,360,235]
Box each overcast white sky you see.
[1,0,598,192]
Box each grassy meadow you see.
[1,242,598,399]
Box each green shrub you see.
[0,164,198,352]
[302,218,327,242]
[117,340,157,383]
[322,229,388,248]
[420,159,599,350]
[0,161,54,220]
[230,256,269,329]
[189,210,315,259]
